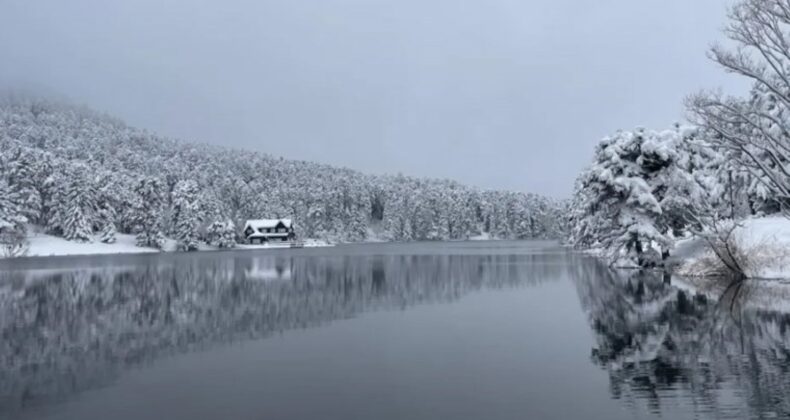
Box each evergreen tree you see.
[61,166,97,242]
[0,179,26,230]
[0,178,29,256]
[569,128,699,267]
[6,146,42,223]
[133,177,166,249]
[171,180,202,251]
[206,220,236,248]
[100,222,117,244]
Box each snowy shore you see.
[670,216,790,280]
[14,232,333,259]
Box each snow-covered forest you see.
[567,0,790,272]
[0,96,563,256]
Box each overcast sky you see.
[0,0,747,197]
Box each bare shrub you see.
[679,220,790,279]
[688,0,790,204]
[676,220,746,278]
[741,236,790,278]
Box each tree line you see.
[0,96,564,255]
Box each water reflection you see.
[0,248,564,415]
[574,261,790,419]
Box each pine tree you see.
[0,178,29,257]
[61,166,97,242]
[133,177,166,249]
[6,146,42,223]
[206,220,236,248]
[171,180,201,251]
[345,206,368,242]
[100,222,117,244]
[569,128,697,267]
[0,179,26,229]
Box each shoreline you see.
[2,232,334,261]
[579,216,790,282]
[2,236,559,262]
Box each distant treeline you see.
[0,96,564,253]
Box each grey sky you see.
[0,0,746,197]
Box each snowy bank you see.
[672,216,790,280]
[12,232,333,259]
[25,233,159,257]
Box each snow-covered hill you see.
[0,95,564,257]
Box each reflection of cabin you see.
[244,256,293,281]
[243,219,296,244]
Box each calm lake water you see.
[1,241,789,420]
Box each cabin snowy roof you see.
[244,219,293,229]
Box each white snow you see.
[25,232,159,257]
[469,232,493,241]
[673,216,790,279]
[244,219,293,230]
[13,232,333,259]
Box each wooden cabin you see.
[243,219,296,244]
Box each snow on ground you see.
[363,224,389,243]
[672,216,790,280]
[469,232,492,241]
[26,233,159,257]
[14,233,332,259]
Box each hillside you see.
[0,96,563,255]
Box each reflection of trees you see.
[573,260,790,419]
[0,250,565,414]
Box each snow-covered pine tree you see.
[570,128,696,267]
[61,166,97,242]
[0,179,26,229]
[568,172,606,249]
[133,177,166,249]
[100,222,117,244]
[0,178,29,257]
[94,175,121,244]
[641,126,703,240]
[171,180,202,251]
[206,219,236,248]
[5,145,42,224]
[345,206,368,242]
[383,186,414,241]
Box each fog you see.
[0,0,747,196]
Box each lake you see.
[1,241,789,420]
